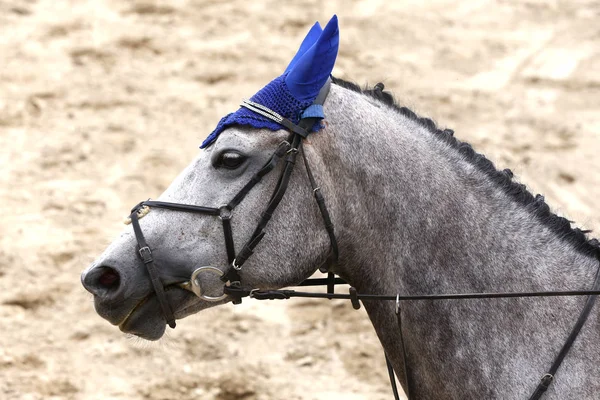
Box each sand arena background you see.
[1,1,599,399]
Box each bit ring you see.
[188,266,228,302]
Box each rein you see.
[224,269,600,400]
[127,80,600,400]
[226,284,600,302]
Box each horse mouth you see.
[117,294,151,329]
[117,284,197,339]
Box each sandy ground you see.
[1,0,599,399]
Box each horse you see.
[81,16,600,399]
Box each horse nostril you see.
[98,267,120,290]
[82,265,122,298]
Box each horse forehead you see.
[212,126,287,151]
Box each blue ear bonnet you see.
[200,74,316,148]
[200,16,339,149]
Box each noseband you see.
[126,80,600,400]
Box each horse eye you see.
[217,152,246,169]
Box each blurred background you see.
[1,0,598,399]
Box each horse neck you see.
[314,85,600,396]
[319,85,598,293]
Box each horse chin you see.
[119,304,166,341]
[117,287,228,340]
[173,295,229,319]
[117,288,195,340]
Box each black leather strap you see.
[349,287,361,310]
[301,146,339,263]
[327,272,336,296]
[230,133,303,271]
[141,200,219,215]
[227,141,290,210]
[528,266,600,400]
[385,354,401,400]
[296,277,347,287]
[280,118,309,137]
[222,78,334,281]
[528,374,554,400]
[129,206,176,328]
[395,299,411,400]
[224,286,600,302]
[220,207,236,264]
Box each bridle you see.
[126,79,338,317]
[126,80,600,400]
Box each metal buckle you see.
[138,246,153,263]
[218,205,232,221]
[232,258,242,271]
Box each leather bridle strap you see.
[227,286,600,301]
[222,132,303,283]
[128,139,292,312]
[394,299,411,399]
[300,146,339,263]
[129,206,177,328]
[385,355,401,400]
[227,140,291,210]
[128,81,333,318]
[299,145,339,293]
[527,266,600,400]
[219,139,292,289]
[134,201,220,215]
[221,80,334,285]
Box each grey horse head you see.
[81,16,340,340]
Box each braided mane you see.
[331,76,600,258]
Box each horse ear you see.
[285,15,339,102]
[284,21,323,73]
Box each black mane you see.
[331,76,600,258]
